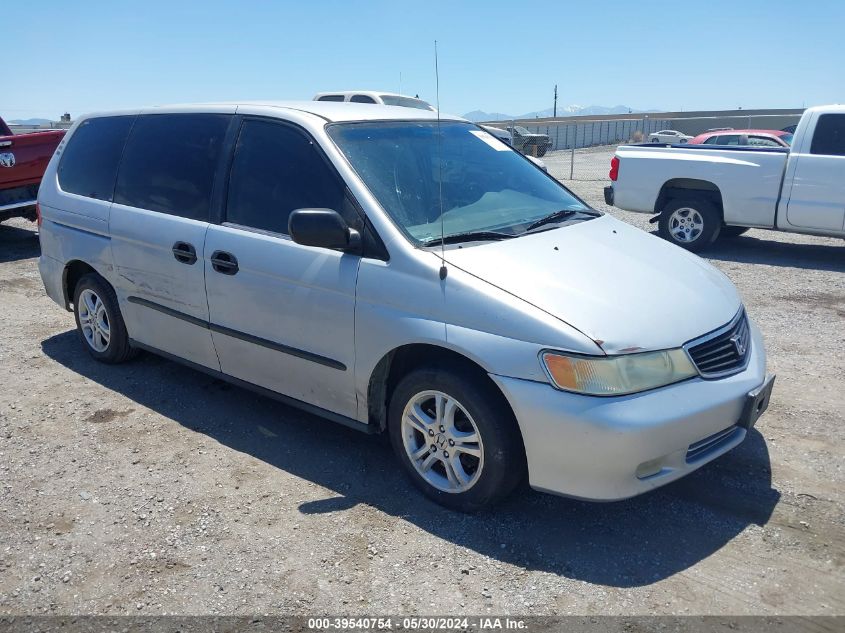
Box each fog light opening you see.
[636,458,665,480]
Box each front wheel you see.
[658,197,722,252]
[536,146,548,157]
[388,367,526,512]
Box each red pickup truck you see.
[0,116,65,224]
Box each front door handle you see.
[172,241,197,265]
[210,250,239,275]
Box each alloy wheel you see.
[400,390,484,494]
[78,288,111,352]
[669,207,704,243]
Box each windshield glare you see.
[328,121,591,244]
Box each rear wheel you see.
[658,197,722,252]
[73,273,138,363]
[536,146,548,157]
[388,366,525,512]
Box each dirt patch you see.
[86,408,134,424]
[776,291,845,317]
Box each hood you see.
[442,215,741,354]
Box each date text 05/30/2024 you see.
[307,617,527,630]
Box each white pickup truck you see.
[604,105,845,251]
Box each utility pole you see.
[553,84,558,118]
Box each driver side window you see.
[225,120,355,235]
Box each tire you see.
[73,273,138,364]
[658,197,722,252]
[537,146,548,157]
[721,226,749,237]
[651,137,660,143]
[388,366,526,512]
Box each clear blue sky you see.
[5,0,844,120]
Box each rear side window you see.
[225,120,347,235]
[317,95,344,102]
[58,116,134,200]
[810,114,845,156]
[748,136,782,147]
[350,95,377,103]
[114,113,230,220]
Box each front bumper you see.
[490,321,769,501]
[603,185,614,206]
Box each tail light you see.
[609,156,620,181]
[36,202,42,227]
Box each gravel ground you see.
[0,178,843,617]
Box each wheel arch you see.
[62,260,102,309]
[655,178,724,219]
[366,343,521,439]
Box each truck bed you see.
[611,143,789,228]
[0,126,65,222]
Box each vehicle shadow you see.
[41,330,780,588]
[707,235,845,272]
[648,229,844,272]
[0,222,40,263]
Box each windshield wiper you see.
[525,208,599,232]
[420,231,516,246]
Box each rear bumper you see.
[38,253,66,309]
[491,321,769,501]
[603,185,614,206]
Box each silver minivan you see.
[38,101,774,511]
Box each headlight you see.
[541,348,698,396]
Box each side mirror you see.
[288,208,361,253]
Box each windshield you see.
[328,121,592,244]
[514,126,531,135]
[379,95,434,111]
[781,133,794,145]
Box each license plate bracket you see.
[738,374,776,430]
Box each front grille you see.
[686,310,751,377]
[686,425,742,463]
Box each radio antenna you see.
[435,40,447,280]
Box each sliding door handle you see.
[210,250,239,275]
[172,241,197,265]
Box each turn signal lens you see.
[541,348,697,396]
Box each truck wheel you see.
[721,226,749,238]
[537,146,548,157]
[658,198,721,252]
[73,273,138,364]
[388,366,526,512]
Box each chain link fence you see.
[482,113,802,182]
